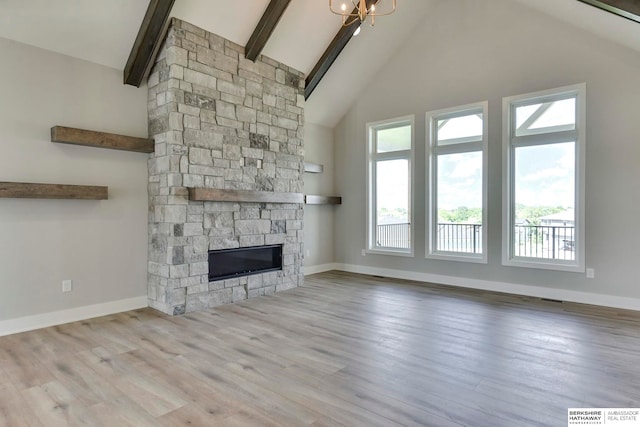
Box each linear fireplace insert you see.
[208,244,283,281]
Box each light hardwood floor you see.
[1,271,640,426]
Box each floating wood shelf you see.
[188,188,304,204]
[304,162,324,174]
[0,182,108,200]
[51,126,154,153]
[305,195,342,205]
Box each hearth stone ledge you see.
[146,18,305,316]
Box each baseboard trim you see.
[5,265,635,337]
[0,296,149,337]
[335,263,640,312]
[304,263,341,275]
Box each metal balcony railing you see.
[514,224,575,260]
[376,223,411,249]
[436,223,482,253]
[375,223,575,260]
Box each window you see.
[502,84,585,272]
[426,102,488,262]
[367,116,414,256]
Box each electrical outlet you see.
[361,249,366,257]
[586,268,595,279]
[306,249,310,257]
[62,279,73,293]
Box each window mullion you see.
[511,130,578,147]
[515,124,577,138]
[374,150,411,161]
[436,136,483,146]
[435,141,483,155]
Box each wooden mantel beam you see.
[245,0,292,61]
[188,188,304,204]
[305,0,378,99]
[124,0,175,87]
[577,0,640,23]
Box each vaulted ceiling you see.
[0,0,638,127]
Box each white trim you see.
[373,150,411,161]
[503,257,584,273]
[502,93,512,270]
[304,263,340,275]
[334,264,640,312]
[425,252,486,264]
[366,115,415,257]
[502,83,586,272]
[426,101,488,263]
[0,296,149,337]
[366,248,414,258]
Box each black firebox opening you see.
[208,244,283,281]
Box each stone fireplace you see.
[146,18,305,316]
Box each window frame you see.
[426,102,488,263]
[502,83,586,272]
[366,115,415,257]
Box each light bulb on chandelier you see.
[329,0,397,28]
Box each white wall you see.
[303,122,336,271]
[0,38,149,329]
[334,0,640,303]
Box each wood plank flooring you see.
[1,271,640,426]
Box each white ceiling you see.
[0,0,149,70]
[0,0,638,127]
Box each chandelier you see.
[329,0,397,27]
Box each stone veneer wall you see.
[146,19,305,316]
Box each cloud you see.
[521,167,569,182]
[451,157,482,178]
[438,180,482,209]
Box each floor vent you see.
[541,298,564,303]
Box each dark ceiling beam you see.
[577,0,640,23]
[245,0,292,61]
[305,0,378,100]
[124,0,175,87]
